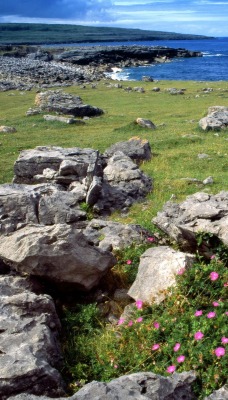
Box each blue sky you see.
[0,0,227,36]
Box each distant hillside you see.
[0,23,213,44]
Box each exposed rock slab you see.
[7,371,196,399]
[94,151,152,214]
[43,115,85,124]
[204,385,228,399]
[103,137,152,164]
[153,191,228,252]
[34,90,104,117]
[82,218,150,251]
[128,246,195,304]
[136,118,156,129]
[13,146,101,185]
[0,224,116,290]
[199,106,228,131]
[0,276,65,399]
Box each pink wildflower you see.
[147,237,155,242]
[221,337,228,344]
[135,300,143,309]
[117,318,125,325]
[153,321,160,329]
[210,255,216,259]
[128,320,133,327]
[177,355,185,363]
[177,268,186,275]
[212,301,220,307]
[136,317,143,323]
[194,331,204,341]
[224,282,228,287]
[214,347,226,357]
[173,343,181,352]
[167,365,176,373]
[225,312,228,316]
[194,310,203,317]
[210,271,219,281]
[207,311,216,319]
[152,344,160,351]
[114,364,118,368]
[126,259,132,265]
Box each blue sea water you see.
[50,37,228,81]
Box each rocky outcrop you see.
[43,115,85,124]
[12,145,152,214]
[128,246,195,304]
[199,106,228,131]
[7,371,197,399]
[34,90,104,117]
[0,275,65,399]
[103,137,152,164]
[0,125,17,133]
[54,45,202,66]
[152,191,228,253]
[204,385,228,399]
[0,224,116,291]
[136,118,156,129]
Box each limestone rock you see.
[0,224,116,290]
[34,90,104,117]
[94,151,152,214]
[13,146,101,185]
[136,118,156,129]
[153,191,228,253]
[0,125,17,133]
[199,106,228,131]
[0,276,65,399]
[103,137,152,164]
[83,218,150,251]
[7,371,197,399]
[128,246,195,304]
[43,115,85,124]
[204,385,228,399]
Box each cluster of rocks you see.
[199,106,228,131]
[0,45,202,91]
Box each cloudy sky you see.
[0,0,227,37]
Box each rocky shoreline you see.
[0,44,202,90]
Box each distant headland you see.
[0,23,214,45]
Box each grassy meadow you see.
[0,79,228,229]
[1,79,228,397]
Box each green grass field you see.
[0,79,228,229]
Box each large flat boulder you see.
[128,246,195,304]
[7,371,196,399]
[34,90,104,117]
[0,224,116,290]
[103,137,152,164]
[0,276,65,399]
[153,192,228,252]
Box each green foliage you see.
[112,241,155,285]
[87,257,228,399]
[0,23,211,44]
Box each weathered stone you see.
[128,246,195,304]
[136,118,156,129]
[7,371,197,400]
[43,115,85,124]
[103,137,152,164]
[0,125,17,133]
[204,385,228,399]
[0,276,65,399]
[0,224,116,290]
[152,87,160,92]
[13,146,101,184]
[94,152,152,214]
[199,106,228,131]
[203,176,214,185]
[0,183,86,234]
[153,191,228,252]
[34,90,104,117]
[82,218,150,251]
[168,88,185,95]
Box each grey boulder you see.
[103,137,152,164]
[0,276,65,399]
[153,191,228,252]
[199,106,228,131]
[0,224,116,290]
[128,246,195,304]
[7,371,197,399]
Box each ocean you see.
[49,37,228,81]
